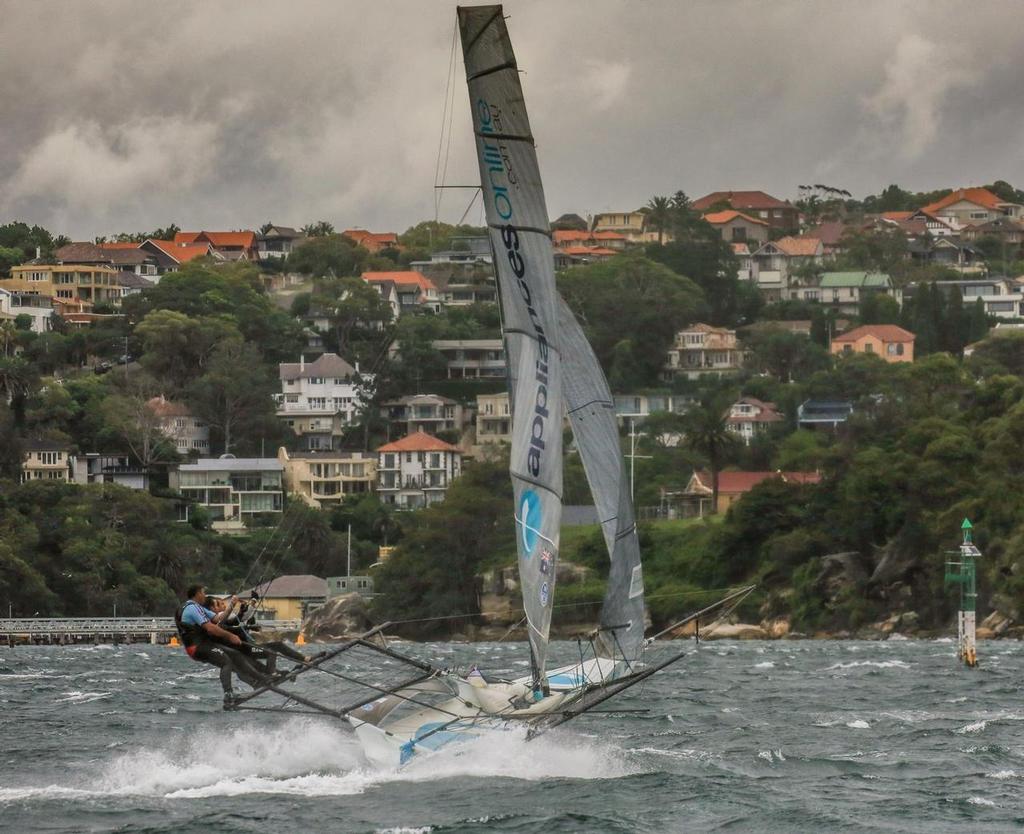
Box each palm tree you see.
[646,196,672,245]
[682,388,738,514]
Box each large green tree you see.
[557,253,704,385]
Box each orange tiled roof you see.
[147,239,214,263]
[97,242,143,250]
[694,470,821,494]
[377,430,461,453]
[692,191,791,211]
[343,229,399,247]
[880,211,913,221]
[362,270,437,292]
[561,246,618,256]
[774,236,822,256]
[921,188,1006,215]
[731,242,750,255]
[702,209,770,227]
[175,231,257,249]
[832,324,915,344]
[552,230,591,244]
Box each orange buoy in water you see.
[296,632,306,646]
[169,636,180,647]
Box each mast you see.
[458,6,564,694]
[944,518,980,668]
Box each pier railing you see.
[0,617,302,642]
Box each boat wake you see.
[0,719,635,803]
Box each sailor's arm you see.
[202,620,241,645]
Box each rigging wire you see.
[433,18,459,223]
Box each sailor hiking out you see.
[176,584,293,708]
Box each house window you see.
[732,227,746,242]
[843,345,853,354]
[759,211,769,219]
[307,377,324,384]
[864,342,874,353]
[970,211,988,220]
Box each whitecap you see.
[55,691,112,704]
[825,660,911,671]
[955,720,987,735]
[846,720,870,729]
[987,770,1017,780]
[753,661,775,670]
[967,796,996,806]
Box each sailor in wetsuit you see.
[207,594,318,682]
[176,584,271,708]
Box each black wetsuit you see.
[224,613,308,675]
[175,601,269,693]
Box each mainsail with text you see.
[458,5,564,686]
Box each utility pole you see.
[945,518,980,668]
[625,418,652,503]
[124,335,129,381]
[347,524,353,577]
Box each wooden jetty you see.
[0,617,302,646]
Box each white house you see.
[170,457,284,532]
[146,396,210,456]
[275,353,372,451]
[663,324,744,380]
[376,430,463,509]
[725,397,784,445]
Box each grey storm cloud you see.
[1,0,1022,240]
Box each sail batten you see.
[459,5,564,688]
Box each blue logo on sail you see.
[519,489,542,554]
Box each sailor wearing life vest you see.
[175,584,271,708]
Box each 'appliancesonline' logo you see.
[478,97,550,479]
[519,489,542,555]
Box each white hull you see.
[349,657,626,768]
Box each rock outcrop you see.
[301,593,373,641]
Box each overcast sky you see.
[2,1,1021,240]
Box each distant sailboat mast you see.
[458,5,564,693]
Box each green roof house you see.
[815,271,901,315]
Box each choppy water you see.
[3,639,1024,832]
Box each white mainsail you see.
[557,296,646,666]
[458,5,564,689]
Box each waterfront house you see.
[831,324,915,363]
[683,469,821,514]
[702,210,770,247]
[342,229,401,253]
[3,263,125,307]
[170,456,284,532]
[920,187,1023,230]
[72,453,150,490]
[362,270,441,314]
[174,231,259,261]
[381,393,466,437]
[431,339,506,379]
[278,447,376,509]
[692,190,799,231]
[748,236,826,301]
[925,277,1024,320]
[475,391,511,446]
[817,272,901,316]
[248,575,327,621]
[663,324,743,381]
[275,353,370,451]
[257,226,305,259]
[0,290,53,333]
[21,441,72,483]
[146,396,210,456]
[376,430,463,509]
[725,397,784,445]
[797,399,854,430]
[589,210,659,244]
[141,239,220,274]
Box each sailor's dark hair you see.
[186,583,205,599]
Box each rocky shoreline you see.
[282,594,1021,644]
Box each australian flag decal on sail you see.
[539,549,552,574]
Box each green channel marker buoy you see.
[944,518,980,667]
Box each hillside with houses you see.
[2,185,1024,637]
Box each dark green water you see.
[2,639,1023,832]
